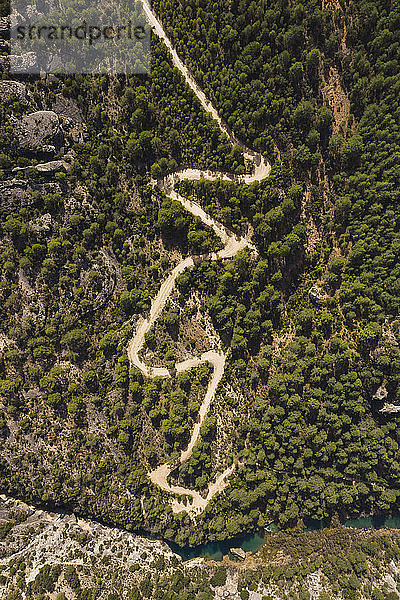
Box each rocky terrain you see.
[1,496,400,600]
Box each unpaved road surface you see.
[128,1,271,516]
[141,0,271,182]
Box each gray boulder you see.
[12,160,67,174]
[34,160,67,173]
[308,285,326,305]
[380,403,400,414]
[373,384,388,401]
[17,110,63,150]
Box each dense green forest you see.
[0,0,399,551]
[149,0,400,533]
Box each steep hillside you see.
[0,0,399,551]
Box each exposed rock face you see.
[308,285,326,305]
[31,213,52,234]
[373,385,400,413]
[373,384,388,401]
[0,495,180,596]
[380,403,400,414]
[12,160,67,174]
[213,572,243,599]
[52,95,88,143]
[0,81,28,103]
[230,547,246,560]
[306,570,324,600]
[36,159,67,173]
[8,52,38,72]
[41,144,57,154]
[16,110,63,151]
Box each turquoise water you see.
[167,516,400,562]
[169,527,275,562]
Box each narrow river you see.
[168,515,400,562]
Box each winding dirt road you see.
[127,1,271,516]
[141,0,271,182]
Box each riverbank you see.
[2,495,400,600]
[168,514,400,562]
